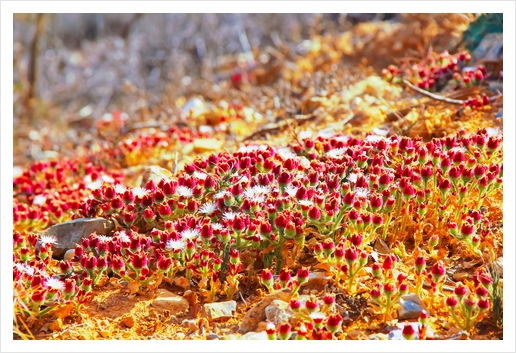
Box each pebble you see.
[63,249,75,262]
[238,289,291,334]
[203,301,237,321]
[38,218,115,258]
[182,319,198,332]
[397,293,428,320]
[175,332,185,340]
[206,333,219,340]
[151,289,190,314]
[265,300,291,325]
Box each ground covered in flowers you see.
[13,14,503,341]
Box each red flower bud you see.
[261,269,274,289]
[431,261,445,282]
[308,206,321,221]
[415,256,426,275]
[277,322,292,340]
[402,324,416,340]
[305,298,318,313]
[326,314,343,334]
[290,299,301,311]
[157,255,172,272]
[296,267,310,284]
[130,252,148,270]
[478,298,490,312]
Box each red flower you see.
[478,298,490,311]
[431,261,445,282]
[446,296,458,307]
[157,255,172,272]
[277,323,292,340]
[296,267,310,284]
[402,324,416,340]
[290,299,301,311]
[326,314,343,334]
[130,252,148,270]
[308,206,321,221]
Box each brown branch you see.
[403,79,464,105]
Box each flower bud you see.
[296,267,310,285]
[478,298,490,312]
[322,239,335,257]
[325,314,343,335]
[314,243,323,257]
[266,322,276,340]
[344,247,358,267]
[277,322,292,340]
[414,256,426,275]
[371,263,382,278]
[402,324,416,340]
[279,269,291,288]
[431,261,445,283]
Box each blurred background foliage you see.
[14,13,477,167]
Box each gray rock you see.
[38,218,115,258]
[265,300,291,325]
[397,294,428,320]
[203,301,237,321]
[152,289,190,314]
[472,33,503,62]
[206,333,219,340]
[175,332,185,340]
[238,289,291,334]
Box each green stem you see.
[382,213,392,240]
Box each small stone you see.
[203,301,237,321]
[368,333,389,340]
[206,333,219,340]
[99,330,110,338]
[39,218,115,258]
[182,319,198,332]
[175,332,185,340]
[140,165,174,187]
[63,249,75,262]
[265,300,291,325]
[239,331,268,340]
[398,294,428,320]
[238,289,291,334]
[152,289,189,314]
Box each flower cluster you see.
[13,233,93,318]
[13,159,123,232]
[12,124,502,336]
[266,293,343,340]
[382,50,491,93]
[446,281,491,332]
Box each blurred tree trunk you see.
[25,13,45,119]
